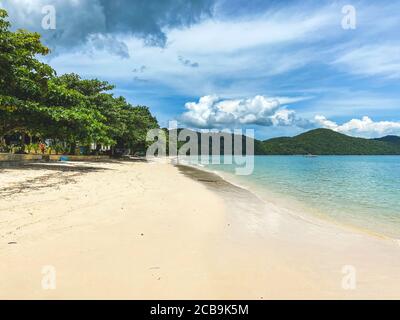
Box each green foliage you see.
[258,129,400,155]
[373,135,400,145]
[0,9,159,155]
[164,128,400,156]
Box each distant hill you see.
[373,135,400,145]
[166,128,400,155]
[258,129,400,155]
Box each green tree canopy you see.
[0,9,159,155]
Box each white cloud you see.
[45,3,335,97]
[315,115,400,137]
[270,109,297,126]
[334,45,400,79]
[181,95,306,128]
[167,6,336,54]
[5,0,400,130]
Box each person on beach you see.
[39,142,46,154]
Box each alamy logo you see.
[41,5,56,30]
[341,265,356,290]
[41,265,56,290]
[146,121,255,175]
[341,5,357,30]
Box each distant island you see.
[255,128,400,155]
[168,128,400,156]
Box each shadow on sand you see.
[0,162,112,198]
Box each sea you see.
[203,156,400,239]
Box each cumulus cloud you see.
[180,95,400,136]
[181,95,308,128]
[315,115,400,137]
[2,0,215,55]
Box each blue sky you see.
[2,0,400,139]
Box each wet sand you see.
[177,164,400,299]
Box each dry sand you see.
[1,160,400,299]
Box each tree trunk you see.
[69,142,77,155]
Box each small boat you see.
[304,153,318,157]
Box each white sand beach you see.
[1,160,400,299]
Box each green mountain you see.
[373,135,400,145]
[258,128,400,155]
[167,128,400,155]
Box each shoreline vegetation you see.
[256,128,400,155]
[0,9,158,158]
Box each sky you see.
[1,0,400,139]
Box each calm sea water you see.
[206,156,400,238]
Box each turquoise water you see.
[206,156,400,238]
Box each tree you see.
[0,9,159,155]
[0,9,54,138]
[118,105,159,153]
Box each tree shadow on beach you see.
[0,162,110,173]
[118,157,148,163]
[0,162,111,198]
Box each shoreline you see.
[181,159,399,241]
[1,160,400,299]
[176,162,400,298]
[184,162,393,241]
